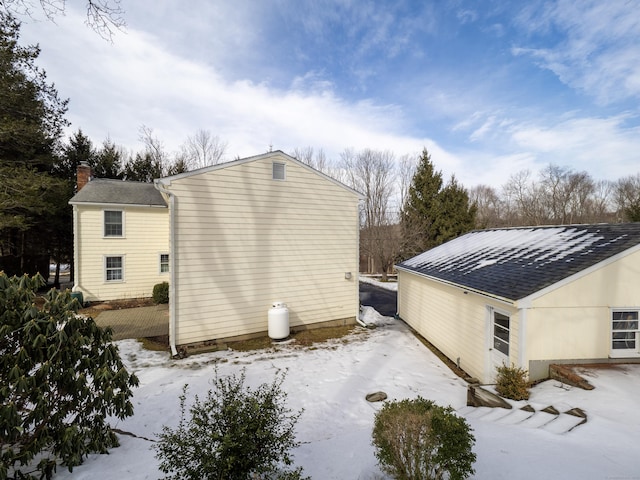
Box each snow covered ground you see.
[54,289,640,479]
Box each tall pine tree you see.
[401,148,476,258]
[0,13,69,276]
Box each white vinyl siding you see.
[397,269,519,384]
[74,205,169,301]
[165,154,360,346]
[525,248,640,364]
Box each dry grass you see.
[79,298,156,319]
[227,325,360,352]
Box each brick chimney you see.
[77,162,93,191]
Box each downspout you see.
[355,198,367,328]
[154,180,178,357]
[72,205,80,292]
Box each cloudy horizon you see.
[17,0,640,188]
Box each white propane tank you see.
[268,302,289,340]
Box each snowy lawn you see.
[54,306,640,480]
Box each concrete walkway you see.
[94,304,169,340]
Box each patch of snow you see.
[52,316,640,480]
[359,275,398,291]
[401,227,607,272]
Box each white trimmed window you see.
[272,161,286,180]
[104,210,124,237]
[159,253,169,274]
[611,310,640,357]
[105,255,124,282]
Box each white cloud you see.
[513,0,640,104]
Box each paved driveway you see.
[359,282,397,317]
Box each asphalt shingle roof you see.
[397,223,640,301]
[69,179,167,207]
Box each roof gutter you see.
[153,179,178,357]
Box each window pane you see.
[273,162,285,180]
[613,311,638,321]
[105,211,123,236]
[493,312,510,356]
[613,320,639,331]
[106,256,123,281]
[160,254,169,273]
[494,313,509,329]
[106,257,122,268]
[494,338,509,355]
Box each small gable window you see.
[104,210,123,237]
[272,162,286,180]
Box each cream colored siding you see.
[166,155,360,345]
[75,205,169,301]
[522,248,640,363]
[398,270,519,382]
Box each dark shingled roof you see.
[396,223,640,301]
[69,179,167,207]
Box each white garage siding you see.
[397,269,519,383]
[160,153,361,346]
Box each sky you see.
[44,297,640,479]
[16,0,640,188]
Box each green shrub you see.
[154,369,308,480]
[0,273,139,480]
[495,363,530,400]
[152,281,169,304]
[372,397,476,480]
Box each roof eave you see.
[68,200,167,208]
[156,151,364,199]
[395,264,516,306]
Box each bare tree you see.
[469,184,503,228]
[502,169,545,226]
[396,153,417,216]
[588,179,615,223]
[341,148,399,279]
[1,0,125,39]
[615,173,640,221]
[180,129,227,170]
[290,146,329,173]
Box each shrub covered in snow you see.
[372,397,476,480]
[154,369,308,480]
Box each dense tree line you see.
[469,165,640,228]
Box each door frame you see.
[485,306,511,383]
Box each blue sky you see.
[18,0,640,187]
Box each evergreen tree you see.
[401,148,476,258]
[433,174,477,246]
[401,148,443,256]
[123,151,163,182]
[52,129,96,185]
[92,138,124,179]
[0,13,69,277]
[0,273,139,479]
[48,130,97,286]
